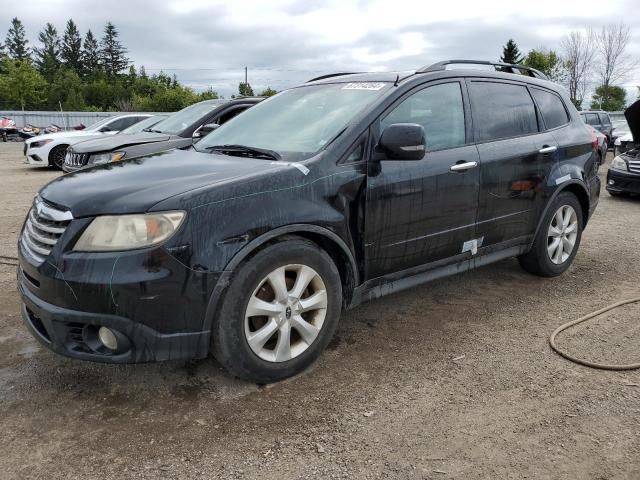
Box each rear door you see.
[468,80,558,249]
[365,80,480,279]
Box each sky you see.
[4,0,640,100]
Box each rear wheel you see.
[519,192,583,277]
[211,237,342,383]
[49,145,68,170]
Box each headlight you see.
[73,211,185,251]
[88,151,125,165]
[30,139,53,148]
[610,156,628,172]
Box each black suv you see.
[580,110,613,144]
[607,99,640,196]
[62,98,262,172]
[18,60,600,383]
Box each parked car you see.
[18,60,600,383]
[607,99,639,197]
[587,125,607,165]
[610,115,631,154]
[579,110,613,144]
[23,114,152,170]
[62,98,262,172]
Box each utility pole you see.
[244,66,248,85]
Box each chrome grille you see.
[20,198,73,265]
[64,151,89,167]
[629,159,640,174]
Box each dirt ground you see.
[0,142,638,480]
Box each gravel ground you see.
[0,142,638,480]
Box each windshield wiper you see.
[204,144,282,160]
[143,128,163,133]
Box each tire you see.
[518,192,583,277]
[49,145,68,170]
[211,237,342,383]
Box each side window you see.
[216,106,248,125]
[599,113,611,126]
[469,82,538,142]
[345,142,363,163]
[531,88,569,130]
[380,82,465,151]
[107,117,140,131]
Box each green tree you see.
[33,23,61,82]
[48,67,86,110]
[590,85,626,111]
[81,29,100,77]
[523,49,563,82]
[500,39,523,65]
[61,19,83,72]
[0,59,47,109]
[199,87,219,100]
[100,22,129,76]
[239,82,254,96]
[258,87,278,97]
[5,17,30,61]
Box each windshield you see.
[121,115,167,134]
[196,82,390,160]
[153,101,224,135]
[85,116,116,132]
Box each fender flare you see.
[528,180,590,250]
[201,224,359,333]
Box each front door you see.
[364,81,480,279]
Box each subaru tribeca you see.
[18,60,600,383]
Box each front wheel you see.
[519,192,583,277]
[49,145,68,170]
[211,237,342,383]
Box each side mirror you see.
[193,123,220,139]
[100,126,111,133]
[378,123,426,161]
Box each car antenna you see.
[394,74,400,87]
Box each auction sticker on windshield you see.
[342,82,386,90]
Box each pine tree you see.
[5,17,30,61]
[81,29,100,76]
[239,82,254,96]
[139,65,147,79]
[100,22,129,76]
[33,23,60,82]
[61,19,82,72]
[500,39,523,65]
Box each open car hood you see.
[624,99,640,144]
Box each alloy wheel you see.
[244,264,328,362]
[547,205,578,265]
[52,147,66,169]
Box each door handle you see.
[539,145,558,154]
[450,161,478,172]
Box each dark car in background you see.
[580,110,613,144]
[18,60,600,383]
[607,100,640,197]
[62,98,262,172]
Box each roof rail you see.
[306,72,360,83]
[416,60,548,80]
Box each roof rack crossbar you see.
[306,72,360,83]
[416,60,548,80]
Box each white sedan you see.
[23,114,152,170]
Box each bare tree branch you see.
[560,30,596,108]
[595,23,636,87]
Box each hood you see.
[71,132,174,153]
[25,129,101,144]
[39,149,286,218]
[624,99,640,144]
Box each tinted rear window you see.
[598,113,611,125]
[531,88,569,130]
[584,113,599,126]
[469,82,538,142]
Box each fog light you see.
[98,327,118,350]
[609,179,615,185]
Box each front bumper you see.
[606,168,640,195]
[17,240,220,363]
[24,144,49,167]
